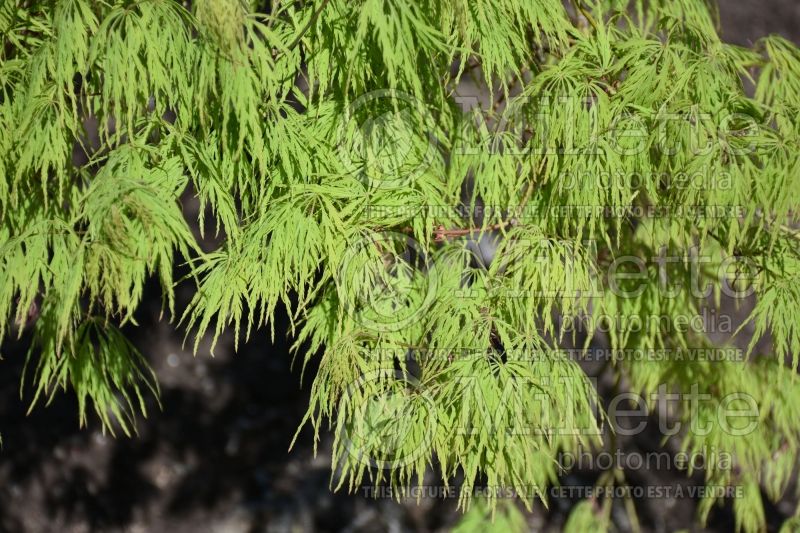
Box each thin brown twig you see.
[433,219,518,242]
[395,171,541,244]
[395,218,518,242]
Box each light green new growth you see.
[2,1,800,531]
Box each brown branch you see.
[433,219,519,242]
[395,218,519,242]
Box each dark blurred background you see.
[1,1,798,531]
